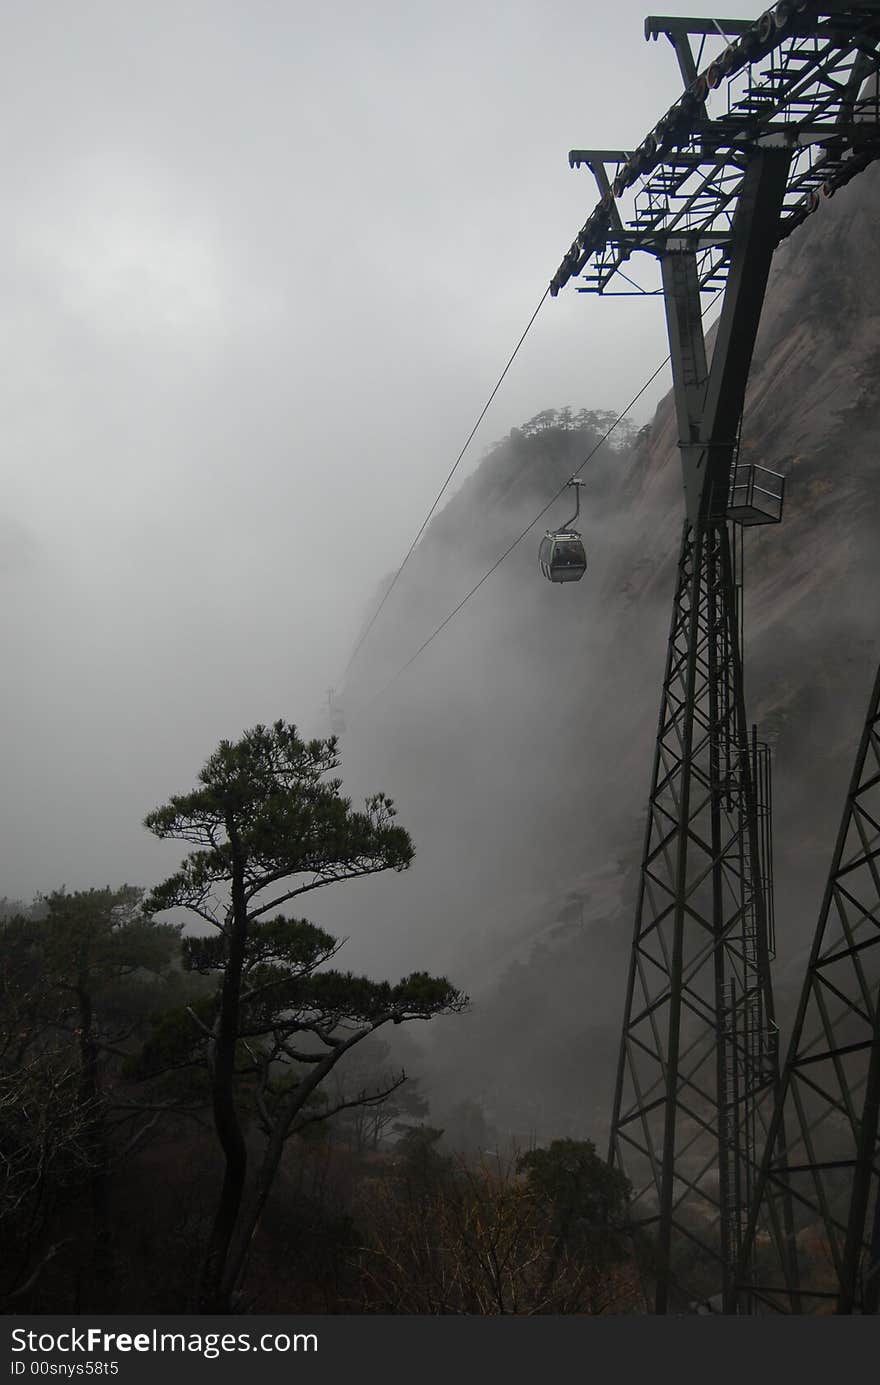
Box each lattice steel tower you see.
[548,4,880,1311]
[607,150,790,1314]
[738,664,880,1312]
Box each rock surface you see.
[341,163,880,1144]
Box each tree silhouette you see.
[141,720,466,1308]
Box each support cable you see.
[359,288,722,709]
[339,285,550,686]
[370,361,669,701]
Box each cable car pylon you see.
[737,662,880,1313]
[548,3,880,1312]
[326,688,346,736]
[605,149,794,1313]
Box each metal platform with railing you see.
[727,462,785,524]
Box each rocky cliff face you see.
[338,164,880,1146]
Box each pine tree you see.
[141,720,466,1308]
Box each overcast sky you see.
[0,0,736,903]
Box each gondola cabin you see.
[539,530,587,583]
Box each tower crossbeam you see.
[552,3,880,299]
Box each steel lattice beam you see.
[738,665,880,1313]
[609,518,782,1312]
[550,3,880,299]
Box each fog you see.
[5,3,880,1154]
[301,413,656,1141]
[1,0,732,905]
[312,162,880,1140]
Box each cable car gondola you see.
[538,477,588,583]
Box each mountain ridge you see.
[334,163,880,1144]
